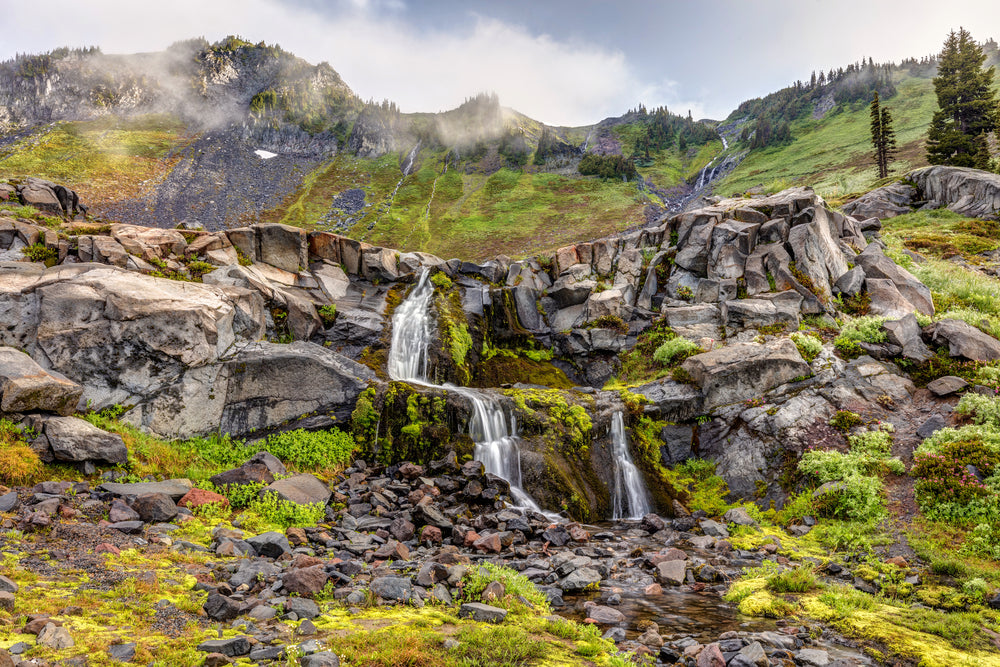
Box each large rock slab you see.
[908,166,1000,220]
[842,182,916,220]
[925,319,1000,361]
[0,347,82,415]
[42,416,127,464]
[855,246,933,315]
[681,340,810,409]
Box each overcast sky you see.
[3,0,998,126]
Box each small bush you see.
[260,428,356,471]
[829,410,864,431]
[240,491,325,532]
[834,315,888,356]
[590,314,628,335]
[653,336,701,366]
[791,331,823,363]
[0,419,44,485]
[430,271,453,290]
[318,304,337,327]
[767,566,820,593]
[21,243,58,266]
[462,562,549,614]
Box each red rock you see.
[373,540,410,561]
[95,543,120,555]
[473,533,502,554]
[419,525,442,544]
[886,556,909,568]
[286,527,307,546]
[644,583,663,595]
[397,462,424,480]
[567,523,589,542]
[463,531,481,548]
[177,488,229,510]
[482,581,505,602]
[662,548,687,562]
[291,554,323,569]
[282,565,329,597]
[697,643,725,667]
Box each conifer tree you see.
[870,92,897,178]
[926,28,998,168]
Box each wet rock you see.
[196,637,252,657]
[656,560,687,586]
[586,605,625,625]
[561,567,602,592]
[458,602,507,623]
[696,642,725,667]
[797,648,831,666]
[734,640,768,666]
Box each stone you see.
[108,643,136,662]
[832,266,865,297]
[680,340,810,409]
[99,479,192,500]
[0,592,13,612]
[699,519,729,538]
[736,641,768,667]
[370,576,412,602]
[916,415,948,439]
[865,278,916,319]
[458,602,508,623]
[196,637,251,657]
[42,416,127,464]
[210,451,287,487]
[0,491,17,512]
[0,347,82,415]
[637,627,664,648]
[797,648,831,666]
[723,507,758,527]
[257,224,307,273]
[883,313,932,362]
[696,642,725,667]
[560,567,602,592]
[202,654,233,667]
[247,531,292,558]
[131,493,178,522]
[842,181,916,220]
[300,652,341,667]
[855,245,933,315]
[283,565,329,597]
[286,596,321,620]
[586,605,625,624]
[389,517,415,542]
[656,560,687,586]
[264,474,331,505]
[925,319,1000,361]
[907,165,1000,220]
[927,376,969,396]
[37,623,73,650]
[204,593,241,621]
[177,488,229,510]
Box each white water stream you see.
[610,411,653,520]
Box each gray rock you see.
[680,340,810,409]
[99,479,192,500]
[109,520,144,533]
[560,567,602,592]
[0,491,18,513]
[723,507,758,527]
[0,575,17,593]
[916,415,948,439]
[736,640,768,667]
[833,266,865,297]
[229,561,281,588]
[370,576,412,602]
[458,602,508,623]
[797,648,831,666]
[635,379,704,422]
[300,652,340,667]
[926,376,969,396]
[283,565,329,597]
[196,637,251,657]
[0,347,82,415]
[37,623,73,650]
[108,643,136,662]
[699,519,730,538]
[882,314,932,362]
[286,596,320,619]
[130,493,178,523]
[42,416,127,464]
[264,474,331,506]
[865,278,916,319]
[907,165,1000,220]
[925,319,1000,361]
[855,245,933,315]
[842,182,915,220]
[656,560,687,585]
[246,531,292,558]
[586,605,625,624]
[204,593,242,621]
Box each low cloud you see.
[3,0,698,126]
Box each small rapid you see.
[609,411,653,520]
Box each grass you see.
[0,114,196,204]
[717,75,937,199]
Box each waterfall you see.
[610,411,653,520]
[387,269,434,382]
[387,269,546,513]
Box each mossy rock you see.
[472,355,573,389]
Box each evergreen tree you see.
[926,28,999,168]
[870,92,897,178]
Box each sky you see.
[2,0,999,126]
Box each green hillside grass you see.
[717,76,937,199]
[0,115,196,203]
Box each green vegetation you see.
[20,243,58,266]
[790,331,823,362]
[0,418,44,485]
[318,303,337,326]
[607,320,701,388]
[833,315,888,356]
[869,91,897,179]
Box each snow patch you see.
[254,149,278,160]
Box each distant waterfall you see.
[387,269,545,513]
[610,411,653,520]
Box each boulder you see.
[656,560,686,586]
[855,246,933,315]
[926,376,969,397]
[908,166,1000,220]
[264,473,331,506]
[256,224,307,273]
[131,493,178,523]
[99,479,192,500]
[882,314,932,362]
[925,319,1000,361]
[833,267,865,297]
[0,347,82,415]
[865,278,916,319]
[842,182,916,220]
[680,340,810,409]
[42,416,127,464]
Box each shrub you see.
[767,566,820,593]
[590,314,628,335]
[185,260,216,280]
[0,419,43,485]
[791,331,823,363]
[259,428,356,471]
[912,439,999,521]
[318,304,337,327]
[462,563,549,614]
[833,315,888,356]
[240,491,326,531]
[653,336,701,366]
[829,410,864,431]
[21,243,58,267]
[430,271,453,291]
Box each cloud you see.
[0,0,695,126]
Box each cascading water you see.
[610,411,653,520]
[387,269,545,513]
